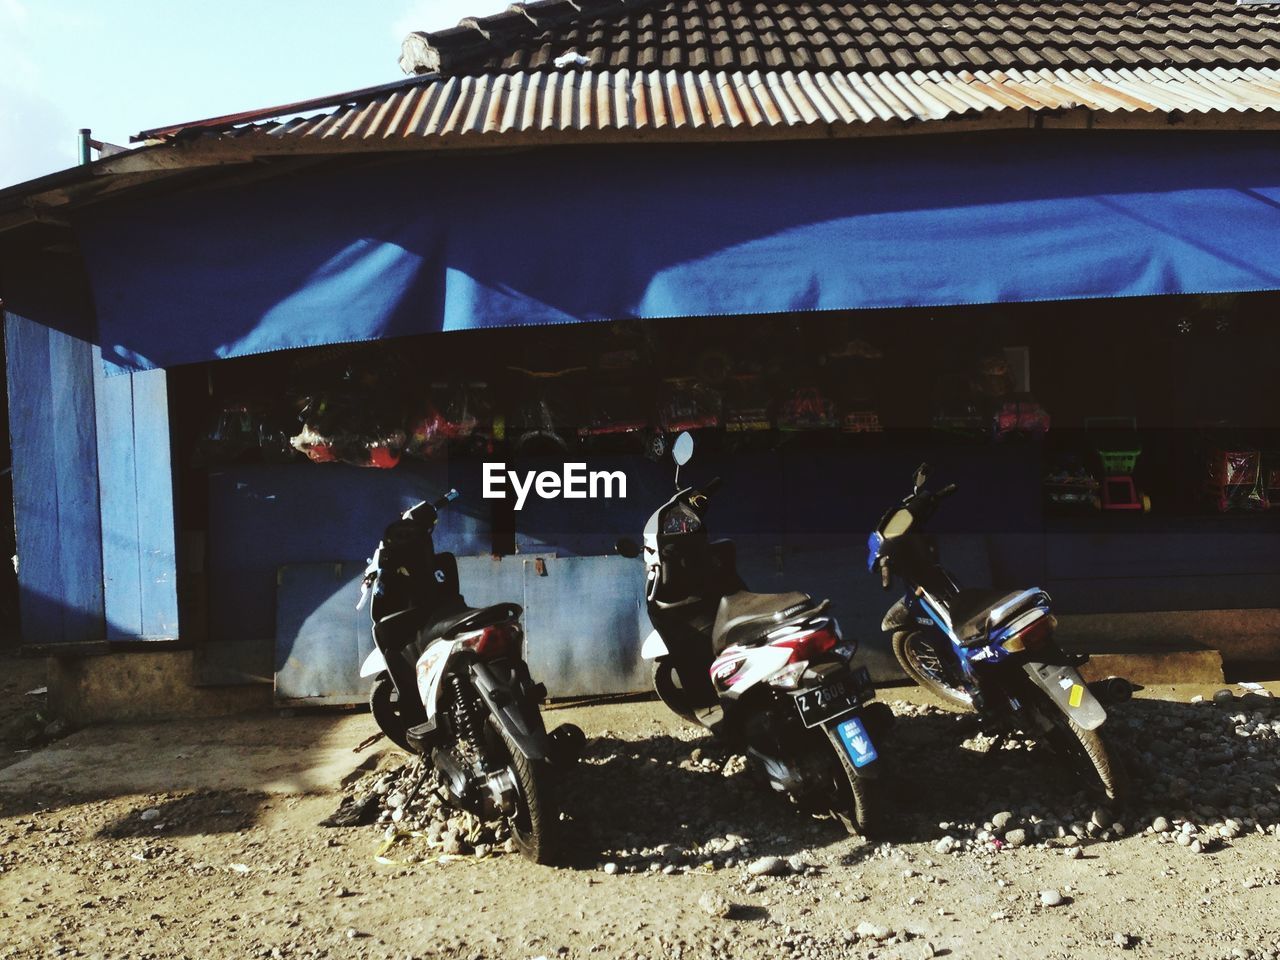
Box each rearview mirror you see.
[672,432,695,466]
[913,462,930,491]
[615,538,642,559]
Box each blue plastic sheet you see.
[76,133,1280,373]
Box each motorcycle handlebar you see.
[701,477,723,498]
[936,482,959,499]
[434,489,460,510]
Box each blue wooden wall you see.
[2,311,179,647]
[3,312,104,646]
[92,352,179,640]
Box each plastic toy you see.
[1085,417,1151,512]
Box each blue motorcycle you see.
[868,465,1129,802]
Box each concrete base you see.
[48,648,271,726]
[0,712,383,799]
[1058,608,1280,685]
[1077,648,1225,686]
[1059,608,1280,664]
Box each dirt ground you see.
[1,669,1279,960]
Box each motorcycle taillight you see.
[460,622,521,660]
[768,621,841,665]
[999,612,1056,654]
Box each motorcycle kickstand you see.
[401,762,438,811]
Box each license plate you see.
[834,715,879,768]
[793,667,873,728]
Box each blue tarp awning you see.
[71,133,1280,372]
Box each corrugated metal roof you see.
[218,65,1280,146]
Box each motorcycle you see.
[621,432,892,836]
[357,490,582,864]
[869,464,1128,801]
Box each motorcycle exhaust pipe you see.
[1088,676,1133,705]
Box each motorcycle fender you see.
[359,648,388,678]
[880,597,911,633]
[826,713,881,777]
[1023,661,1107,731]
[415,640,463,722]
[640,629,669,660]
[470,660,553,762]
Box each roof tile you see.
[400,0,1280,78]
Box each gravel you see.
[326,688,1280,874]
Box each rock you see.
[1152,817,1171,833]
[1090,808,1110,829]
[43,718,70,739]
[854,921,893,941]
[1065,846,1084,860]
[1003,829,1027,848]
[991,811,1014,832]
[698,891,732,919]
[786,854,807,874]
[602,862,619,875]
[1113,933,1135,950]
[934,836,956,855]
[1214,689,1236,706]
[442,835,465,856]
[1175,833,1192,848]
[139,808,162,822]
[1039,889,1065,907]
[746,856,788,877]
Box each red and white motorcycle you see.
[619,434,893,836]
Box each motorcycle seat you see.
[946,588,1040,645]
[711,590,817,654]
[431,601,523,640]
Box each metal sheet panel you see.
[274,562,372,705]
[520,555,650,698]
[273,555,531,705]
[205,66,1280,148]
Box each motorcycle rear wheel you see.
[484,717,558,864]
[369,674,413,753]
[892,631,974,713]
[823,728,883,838]
[1024,686,1129,804]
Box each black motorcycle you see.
[868,465,1128,801]
[620,433,893,836]
[357,490,581,863]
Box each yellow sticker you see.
[1069,684,1084,708]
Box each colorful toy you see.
[1086,417,1151,512]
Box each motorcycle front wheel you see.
[483,716,558,864]
[369,674,413,753]
[891,630,974,713]
[650,658,701,726]
[1023,685,1129,804]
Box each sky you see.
[0,0,511,188]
